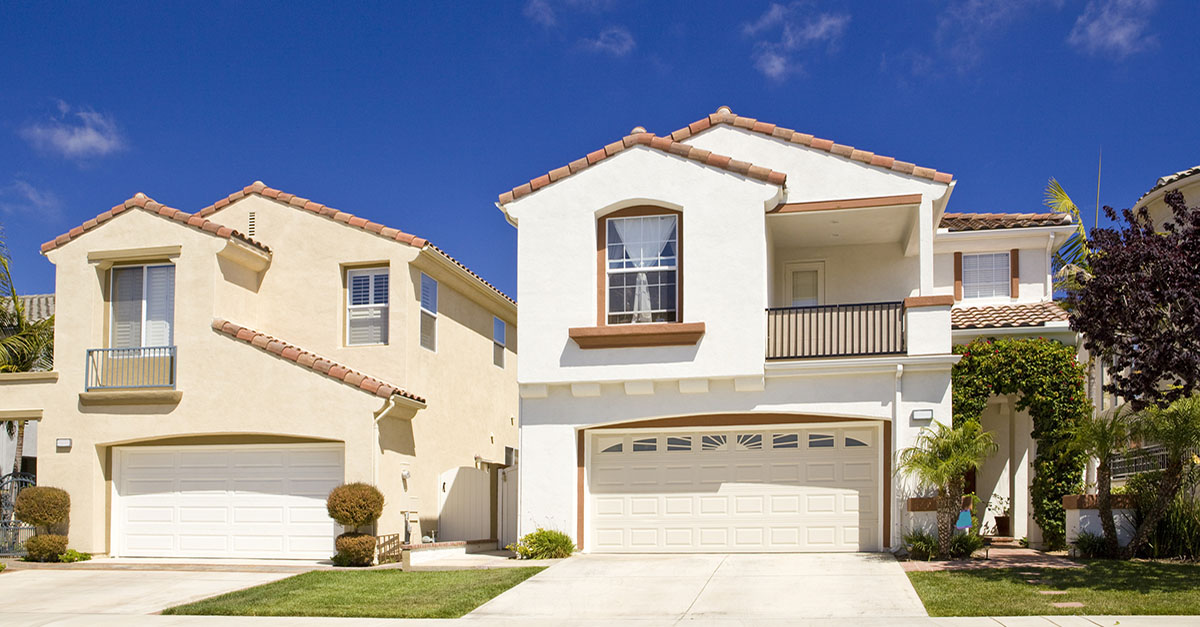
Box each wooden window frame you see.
[596,206,684,327]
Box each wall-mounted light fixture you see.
[55,438,73,449]
[911,409,934,422]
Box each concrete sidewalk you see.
[0,613,1193,626]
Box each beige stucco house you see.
[1136,164,1200,229]
[501,107,1077,553]
[0,182,518,559]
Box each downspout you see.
[893,364,903,549]
[1045,235,1055,299]
[372,396,398,538]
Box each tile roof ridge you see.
[200,182,515,307]
[668,107,954,184]
[497,131,788,205]
[951,301,1070,330]
[211,318,425,404]
[939,212,1072,232]
[41,193,270,255]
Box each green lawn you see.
[163,567,545,618]
[908,560,1200,616]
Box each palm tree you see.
[897,420,998,558]
[1043,178,1092,302]
[1064,403,1136,557]
[1124,395,1200,558]
[0,227,54,475]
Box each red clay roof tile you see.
[940,212,1072,231]
[40,193,270,255]
[951,302,1070,330]
[211,318,425,404]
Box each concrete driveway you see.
[0,569,290,616]
[466,552,927,622]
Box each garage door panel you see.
[116,444,343,559]
[589,426,881,553]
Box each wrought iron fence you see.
[1112,445,1170,480]
[1,472,35,555]
[766,301,906,359]
[85,346,176,390]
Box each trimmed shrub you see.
[333,532,376,567]
[948,532,986,559]
[506,528,574,559]
[0,562,5,573]
[24,534,68,562]
[903,529,938,561]
[14,487,70,532]
[326,483,384,530]
[58,549,92,563]
[1072,530,1109,558]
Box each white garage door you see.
[589,425,881,552]
[114,444,344,559]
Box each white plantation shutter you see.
[420,273,437,351]
[144,265,175,346]
[111,267,144,348]
[962,253,1010,299]
[346,268,389,345]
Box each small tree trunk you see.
[12,420,24,475]
[936,481,964,559]
[1123,456,1184,559]
[1096,458,1119,557]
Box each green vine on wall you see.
[952,337,1091,549]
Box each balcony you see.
[766,302,906,360]
[86,346,176,389]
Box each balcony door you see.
[783,262,824,307]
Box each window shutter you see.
[143,265,175,346]
[348,306,387,345]
[1010,248,1019,298]
[420,311,436,350]
[420,274,437,314]
[953,252,963,301]
[111,266,144,348]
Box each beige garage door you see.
[588,425,880,552]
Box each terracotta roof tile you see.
[951,302,1070,330]
[40,193,270,255]
[1138,164,1200,202]
[211,319,425,404]
[497,131,787,205]
[940,212,1072,231]
[667,107,954,183]
[198,182,515,306]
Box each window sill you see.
[79,389,182,406]
[568,322,706,349]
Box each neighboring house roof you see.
[667,107,954,184]
[211,318,425,405]
[41,193,270,254]
[17,294,54,322]
[497,131,788,205]
[940,212,1072,232]
[951,302,1070,330]
[1137,164,1200,202]
[199,182,515,306]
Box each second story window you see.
[606,213,678,324]
[111,264,175,348]
[962,252,1011,299]
[420,273,437,351]
[347,268,389,346]
[493,316,506,367]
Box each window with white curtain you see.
[420,273,437,351]
[962,252,1011,299]
[346,268,389,346]
[111,264,175,348]
[606,214,678,324]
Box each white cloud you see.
[20,101,125,160]
[743,2,850,81]
[934,0,1041,72]
[1068,0,1158,58]
[524,0,558,26]
[523,0,616,27]
[581,26,635,56]
[0,181,63,220]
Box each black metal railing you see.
[1112,445,1169,480]
[766,301,905,359]
[85,346,177,390]
[1,472,35,555]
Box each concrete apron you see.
[465,552,928,621]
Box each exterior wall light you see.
[55,438,73,449]
[910,409,934,422]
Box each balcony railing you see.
[766,301,905,360]
[85,346,177,390]
[1112,445,1169,480]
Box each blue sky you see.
[2,0,1197,297]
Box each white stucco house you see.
[499,107,1077,553]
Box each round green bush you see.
[14,487,70,530]
[24,534,68,562]
[326,483,384,529]
[506,528,575,559]
[333,532,376,567]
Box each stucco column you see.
[918,198,935,294]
